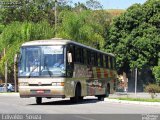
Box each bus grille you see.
[29,84,52,86]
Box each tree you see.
[106,0,160,75]
[0,0,71,25]
[57,10,111,49]
[0,21,54,78]
[86,0,103,10]
[73,2,88,12]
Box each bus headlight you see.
[52,82,64,86]
[19,82,29,86]
[52,82,57,86]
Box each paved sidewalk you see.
[106,92,160,106]
[109,92,160,99]
[0,93,19,96]
[104,98,160,106]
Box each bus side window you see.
[103,55,106,68]
[87,50,91,65]
[105,56,109,68]
[75,46,80,63]
[83,49,87,64]
[110,57,113,69]
[97,54,103,67]
[67,44,74,63]
[100,54,103,67]
[94,53,98,66]
[91,52,95,66]
[67,44,74,77]
[108,56,111,69]
[80,48,84,64]
[98,54,100,67]
[113,57,116,69]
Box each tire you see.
[97,95,105,101]
[36,97,42,104]
[106,84,110,97]
[97,84,110,101]
[79,96,83,101]
[70,85,81,103]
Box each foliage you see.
[153,66,160,84]
[0,0,71,25]
[106,0,160,73]
[0,21,54,77]
[105,9,125,17]
[144,84,160,99]
[0,0,115,81]
[29,20,54,40]
[57,10,110,49]
[153,58,160,84]
[0,24,5,34]
[86,0,102,10]
[73,2,88,12]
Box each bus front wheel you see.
[70,85,81,103]
[36,97,42,104]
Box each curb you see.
[104,98,160,106]
[0,93,19,96]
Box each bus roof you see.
[22,38,115,57]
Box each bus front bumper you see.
[19,86,65,98]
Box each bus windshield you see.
[18,45,65,77]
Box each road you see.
[0,95,160,120]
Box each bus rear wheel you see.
[97,84,110,101]
[36,97,42,104]
[97,95,105,101]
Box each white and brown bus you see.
[18,38,117,104]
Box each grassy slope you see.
[105,9,125,17]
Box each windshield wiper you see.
[27,66,39,78]
[45,66,52,77]
[43,59,52,77]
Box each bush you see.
[144,84,160,99]
[153,65,160,85]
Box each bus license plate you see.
[36,90,44,94]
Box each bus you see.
[18,38,117,104]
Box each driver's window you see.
[67,44,74,77]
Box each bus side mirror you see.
[67,52,72,63]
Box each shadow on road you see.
[30,98,100,106]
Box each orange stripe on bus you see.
[110,71,113,77]
[96,68,101,78]
[104,69,108,78]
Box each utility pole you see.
[135,67,137,97]
[14,54,18,92]
[4,48,8,92]
[5,62,8,92]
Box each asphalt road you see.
[0,95,160,120]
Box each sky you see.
[71,0,147,9]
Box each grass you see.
[111,97,160,102]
